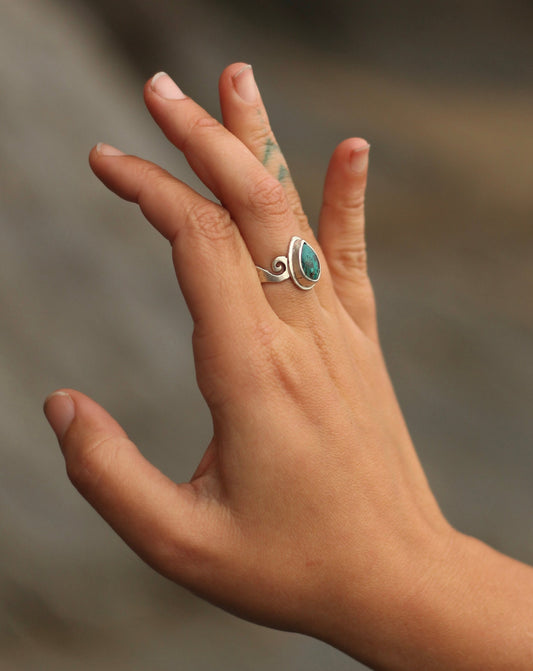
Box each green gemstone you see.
[300,242,320,281]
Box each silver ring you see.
[256,236,321,291]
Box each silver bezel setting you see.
[256,236,321,290]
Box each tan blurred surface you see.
[1,0,532,668]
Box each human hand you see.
[44,64,454,668]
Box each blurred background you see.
[1,0,532,668]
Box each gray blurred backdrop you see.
[1,0,532,669]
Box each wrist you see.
[303,515,456,669]
[315,525,533,670]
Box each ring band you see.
[256,236,321,290]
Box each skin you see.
[44,63,533,669]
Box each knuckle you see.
[248,125,274,152]
[193,318,283,405]
[342,191,366,214]
[240,320,284,379]
[250,317,280,350]
[191,115,221,132]
[185,201,234,242]
[328,239,369,279]
[136,164,171,203]
[183,115,221,150]
[264,340,305,399]
[247,324,296,389]
[248,175,289,222]
[324,191,366,216]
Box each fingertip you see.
[148,72,187,101]
[89,144,127,178]
[88,144,99,170]
[92,142,126,158]
[348,137,371,152]
[349,142,370,175]
[324,139,370,188]
[219,62,257,105]
[323,139,370,192]
[44,390,75,443]
[220,61,252,86]
[331,137,369,164]
[45,389,129,445]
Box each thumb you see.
[44,389,204,580]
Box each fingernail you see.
[232,64,258,104]
[349,144,370,174]
[44,391,75,442]
[151,72,186,100]
[96,142,125,157]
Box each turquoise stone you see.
[300,242,320,281]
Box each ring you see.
[256,236,321,290]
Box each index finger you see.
[89,145,272,361]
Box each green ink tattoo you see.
[263,137,278,165]
[278,164,289,183]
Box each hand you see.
[44,64,469,668]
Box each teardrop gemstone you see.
[300,242,321,281]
